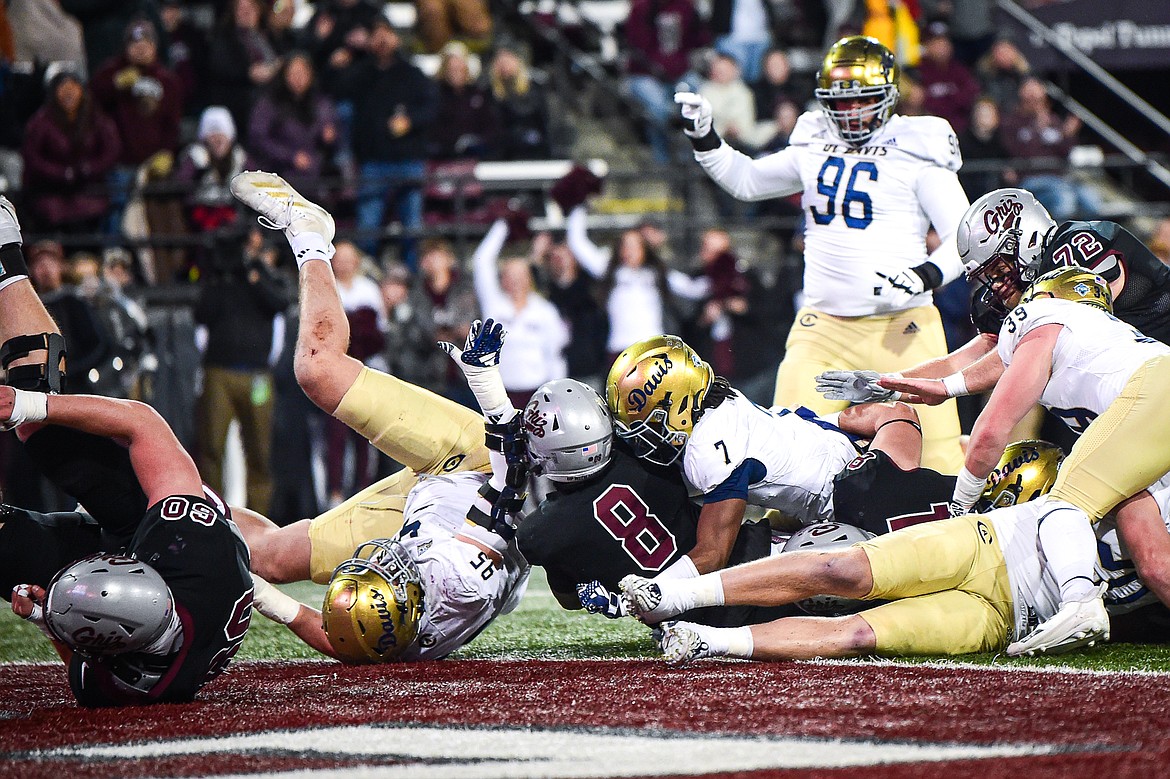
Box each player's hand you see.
[674,92,713,138]
[577,580,628,619]
[11,584,46,624]
[875,375,950,406]
[438,318,506,370]
[815,370,895,403]
[875,269,926,299]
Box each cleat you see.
[1007,585,1110,657]
[0,196,22,247]
[618,574,689,623]
[657,621,714,666]
[230,171,335,244]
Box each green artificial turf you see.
[3,568,1170,671]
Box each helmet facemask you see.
[817,88,898,146]
[815,36,900,147]
[614,405,688,467]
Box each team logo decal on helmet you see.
[605,335,713,467]
[976,439,1064,512]
[323,539,424,663]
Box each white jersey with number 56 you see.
[693,111,968,316]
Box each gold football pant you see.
[773,304,964,474]
[855,514,1014,655]
[307,367,490,582]
[1050,354,1170,520]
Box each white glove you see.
[815,370,897,403]
[875,269,926,298]
[674,92,713,138]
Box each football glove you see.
[947,501,973,518]
[438,319,509,415]
[577,580,628,619]
[875,269,927,299]
[814,370,895,403]
[674,92,713,139]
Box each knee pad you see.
[0,333,67,393]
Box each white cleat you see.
[657,621,715,666]
[618,575,689,623]
[229,171,335,244]
[1007,587,1110,657]
[0,195,22,247]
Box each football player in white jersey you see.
[675,35,970,474]
[228,172,529,662]
[605,334,932,581]
[883,267,1170,655]
[619,471,1170,665]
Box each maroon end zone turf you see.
[1,659,1166,779]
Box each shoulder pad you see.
[879,115,962,171]
[787,111,835,147]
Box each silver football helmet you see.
[957,188,1056,314]
[783,522,874,616]
[523,379,613,482]
[44,553,175,656]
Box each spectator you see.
[74,248,153,399]
[159,0,208,117]
[727,263,798,406]
[897,68,927,116]
[957,96,1017,200]
[472,219,569,408]
[415,0,493,55]
[623,0,709,163]
[916,21,979,135]
[564,201,709,359]
[532,233,608,389]
[710,0,774,84]
[1000,77,1100,221]
[90,19,182,170]
[429,42,499,160]
[489,46,553,160]
[8,0,86,79]
[414,237,478,402]
[205,0,280,138]
[752,49,810,124]
[175,106,255,275]
[335,18,438,267]
[26,240,111,394]
[195,226,292,516]
[248,52,338,197]
[920,0,996,65]
[699,53,759,152]
[21,70,120,235]
[308,0,381,82]
[756,98,801,154]
[61,0,163,79]
[690,228,749,378]
[266,0,305,56]
[325,240,385,506]
[976,36,1030,113]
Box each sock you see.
[689,572,726,609]
[1037,499,1099,603]
[287,231,333,267]
[691,624,754,659]
[0,243,29,292]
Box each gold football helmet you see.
[1020,267,1113,314]
[976,439,1064,512]
[322,539,425,664]
[605,335,713,466]
[815,36,900,146]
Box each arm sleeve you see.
[916,166,970,286]
[693,141,804,202]
[565,206,610,278]
[667,269,711,300]
[471,219,510,316]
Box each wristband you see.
[941,372,968,398]
[252,576,301,625]
[4,388,48,429]
[952,466,986,509]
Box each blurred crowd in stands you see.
[0,0,1165,525]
